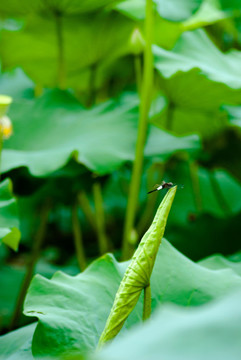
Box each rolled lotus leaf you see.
[98,186,177,346]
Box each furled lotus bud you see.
[130,28,145,55]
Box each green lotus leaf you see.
[115,0,203,22]
[145,127,201,158]
[0,258,78,329]
[154,29,241,89]
[199,252,241,276]
[116,0,225,50]
[183,0,228,31]
[154,29,241,117]
[1,90,138,176]
[0,323,36,360]
[23,238,241,358]
[0,12,135,89]
[0,68,34,100]
[115,0,146,20]
[152,29,241,138]
[0,0,122,16]
[163,162,241,259]
[1,90,201,177]
[154,0,203,22]
[225,105,241,129]
[0,264,28,329]
[92,290,241,360]
[219,0,241,12]
[0,178,20,251]
[167,164,241,226]
[151,99,229,138]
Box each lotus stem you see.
[55,11,66,89]
[134,55,142,94]
[189,160,202,213]
[122,0,154,260]
[77,191,96,231]
[72,202,86,271]
[143,284,151,320]
[9,199,51,330]
[93,181,109,254]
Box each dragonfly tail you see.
[147,189,157,194]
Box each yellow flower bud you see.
[0,95,13,139]
[0,115,13,139]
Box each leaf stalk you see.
[93,182,109,255]
[122,0,154,260]
[72,202,86,271]
[143,284,151,320]
[55,12,66,89]
[9,200,51,330]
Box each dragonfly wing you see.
[173,183,184,189]
[147,184,161,194]
[150,184,161,190]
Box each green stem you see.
[122,0,153,260]
[143,284,151,320]
[55,11,66,89]
[9,200,51,330]
[87,63,97,107]
[0,132,3,180]
[93,182,109,254]
[34,84,43,97]
[189,160,202,213]
[166,102,175,131]
[134,55,142,94]
[71,202,86,271]
[77,191,96,231]
[209,171,230,215]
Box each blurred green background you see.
[0,0,241,335]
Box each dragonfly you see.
[147,181,184,194]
